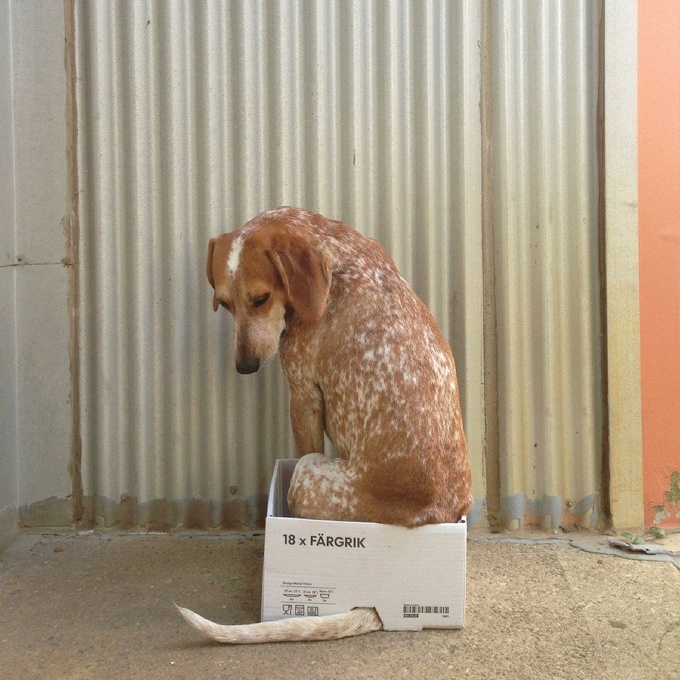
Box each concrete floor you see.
[0,530,678,680]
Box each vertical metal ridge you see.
[65,0,83,522]
[596,0,611,529]
[480,0,500,529]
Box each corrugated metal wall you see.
[488,1,602,529]
[75,0,601,531]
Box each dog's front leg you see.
[288,385,325,456]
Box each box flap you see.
[266,459,297,518]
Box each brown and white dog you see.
[177,207,472,643]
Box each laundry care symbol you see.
[282,604,292,615]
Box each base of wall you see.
[79,494,268,532]
[0,505,19,552]
[5,492,612,536]
[19,497,73,528]
[500,492,602,532]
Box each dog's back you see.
[275,211,472,526]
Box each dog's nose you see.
[236,356,261,374]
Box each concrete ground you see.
[0,530,678,680]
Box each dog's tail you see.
[175,604,382,644]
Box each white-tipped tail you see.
[176,604,382,644]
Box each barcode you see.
[403,604,450,617]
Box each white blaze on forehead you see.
[226,234,245,275]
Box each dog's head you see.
[207,218,333,374]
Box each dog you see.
[177,207,472,643]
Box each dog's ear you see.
[267,243,332,324]
[206,238,219,312]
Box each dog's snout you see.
[236,356,261,374]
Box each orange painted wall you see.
[638,0,680,528]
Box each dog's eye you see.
[252,293,270,308]
[219,300,233,313]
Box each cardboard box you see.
[261,459,467,631]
